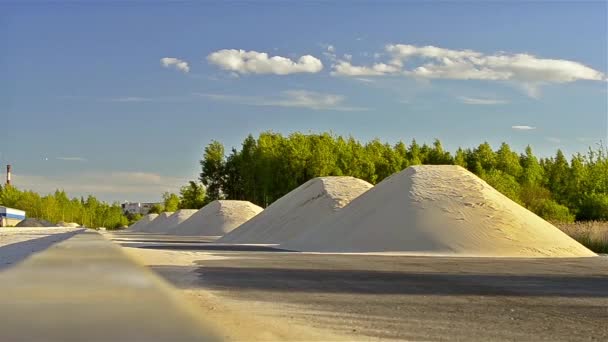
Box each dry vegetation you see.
[554,221,608,254]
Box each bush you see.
[530,199,575,223]
[577,193,608,221]
[482,169,522,204]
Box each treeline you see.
[0,187,129,229]
[199,132,608,222]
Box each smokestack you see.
[6,165,11,186]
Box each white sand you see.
[128,214,158,232]
[156,209,199,233]
[281,166,596,257]
[167,200,263,237]
[219,177,373,244]
[0,227,80,269]
[138,212,174,233]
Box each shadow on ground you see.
[0,229,84,271]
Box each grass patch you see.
[554,221,608,254]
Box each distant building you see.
[121,202,160,215]
[0,206,26,227]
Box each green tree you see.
[179,181,206,209]
[200,140,226,202]
[162,192,180,212]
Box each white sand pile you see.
[139,212,174,233]
[281,166,595,257]
[167,200,263,237]
[128,214,158,232]
[219,177,373,244]
[158,209,199,233]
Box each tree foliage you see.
[0,187,128,229]
[198,132,607,222]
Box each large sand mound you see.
[281,166,595,257]
[128,214,158,232]
[139,212,174,233]
[167,200,263,236]
[219,176,373,244]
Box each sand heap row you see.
[219,177,373,244]
[128,201,263,236]
[127,166,594,257]
[280,166,595,257]
[167,200,263,237]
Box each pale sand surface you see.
[160,209,198,232]
[139,211,174,233]
[122,244,608,342]
[123,246,354,341]
[282,166,595,257]
[167,200,263,236]
[128,213,158,232]
[0,227,82,270]
[219,176,372,244]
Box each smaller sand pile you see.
[15,218,53,227]
[167,200,263,236]
[158,209,199,233]
[219,176,372,244]
[139,212,174,233]
[129,213,159,232]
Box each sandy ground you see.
[109,232,608,342]
[121,246,353,341]
[0,227,82,270]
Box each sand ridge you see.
[281,165,595,257]
[219,176,373,244]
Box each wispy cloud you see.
[545,137,561,143]
[512,125,536,131]
[108,96,153,103]
[161,57,190,73]
[354,78,375,83]
[199,90,367,111]
[331,43,605,97]
[458,96,508,105]
[207,49,323,75]
[56,157,87,162]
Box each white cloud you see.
[331,60,400,76]
[200,90,367,111]
[207,49,323,75]
[331,44,605,97]
[13,171,188,202]
[327,45,335,53]
[458,96,508,105]
[56,157,87,162]
[160,57,190,73]
[354,78,375,83]
[545,137,561,143]
[109,96,153,103]
[512,125,536,131]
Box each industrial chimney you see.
[6,164,11,186]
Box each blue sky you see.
[1,1,606,203]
